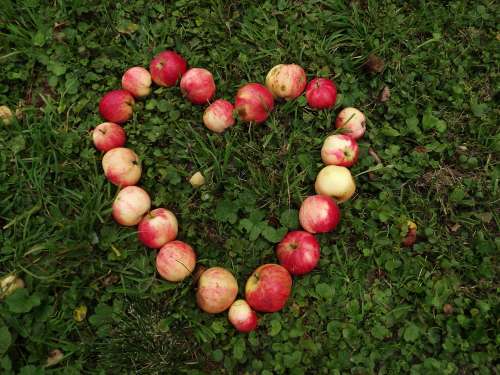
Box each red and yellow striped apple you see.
[99,90,134,124]
[196,267,238,314]
[149,50,187,87]
[102,147,141,187]
[92,122,126,152]
[228,299,258,333]
[138,208,178,249]
[122,67,152,98]
[203,99,235,133]
[265,64,307,100]
[112,186,151,226]
[245,264,292,313]
[299,195,341,233]
[156,240,196,282]
[276,231,320,275]
[335,107,366,139]
[234,83,274,124]
[321,134,359,167]
[180,68,216,105]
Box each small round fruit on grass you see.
[156,241,196,282]
[228,299,258,333]
[276,231,320,275]
[149,50,187,87]
[102,147,141,187]
[335,107,366,139]
[265,64,307,100]
[305,78,337,110]
[203,99,235,133]
[122,67,152,98]
[315,165,356,203]
[180,68,216,105]
[99,90,135,124]
[234,83,274,124]
[299,195,341,234]
[321,134,359,167]
[138,208,178,249]
[245,264,292,313]
[112,186,151,226]
[92,122,126,152]
[196,267,238,314]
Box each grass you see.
[0,0,499,373]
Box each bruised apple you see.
[265,64,307,100]
[203,99,235,133]
[196,267,238,314]
[276,231,320,275]
[122,67,152,98]
[149,50,187,87]
[234,83,274,124]
[299,195,340,234]
[92,122,126,152]
[245,264,292,313]
[99,90,135,124]
[102,147,141,187]
[156,240,196,282]
[321,134,359,167]
[138,208,178,249]
[228,299,258,333]
[180,68,216,105]
[335,107,366,139]
[315,165,356,203]
[112,186,151,226]
[305,78,337,110]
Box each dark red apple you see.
[234,83,274,124]
[299,195,340,233]
[305,78,337,110]
[245,264,292,313]
[180,68,216,105]
[149,50,187,87]
[276,231,320,276]
[99,90,135,123]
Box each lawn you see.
[0,0,498,374]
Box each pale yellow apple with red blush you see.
[102,147,141,187]
[112,186,151,226]
[196,267,238,314]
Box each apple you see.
[138,208,178,249]
[99,90,135,124]
[189,171,205,188]
[276,231,320,275]
[321,134,359,167]
[180,68,216,105]
[156,240,196,282]
[234,83,274,124]
[335,107,366,139]
[315,165,356,203]
[196,267,238,314]
[228,299,258,333]
[305,78,337,109]
[92,122,126,152]
[299,195,341,233]
[203,99,235,133]
[149,50,187,87]
[0,105,13,125]
[265,64,307,100]
[245,264,292,313]
[122,67,152,98]
[112,186,151,226]
[0,274,25,299]
[102,147,141,187]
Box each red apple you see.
[228,299,258,333]
[122,67,152,98]
[321,134,359,167]
[305,78,337,109]
[102,147,141,187]
[245,264,292,313]
[234,83,274,124]
[276,231,320,275]
[265,64,307,100]
[92,122,126,152]
[138,208,178,249]
[196,267,238,314]
[112,186,151,226]
[335,107,366,139]
[203,99,235,133]
[299,195,341,234]
[315,165,356,203]
[99,90,135,124]
[156,240,196,282]
[180,68,216,105]
[149,50,187,87]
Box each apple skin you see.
[245,264,292,313]
[99,90,135,124]
[196,267,238,314]
[102,147,141,187]
[335,107,366,139]
[92,122,126,152]
[180,68,216,105]
[305,78,337,109]
[0,105,14,125]
[299,195,341,234]
[321,134,359,167]
[156,240,196,282]
[276,231,320,275]
[122,67,152,98]
[149,50,187,87]
[315,165,356,203]
[112,186,151,226]
[138,208,178,249]
[265,64,307,100]
[203,99,235,133]
[234,83,274,124]
[228,299,258,333]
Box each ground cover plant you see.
[0,0,499,374]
